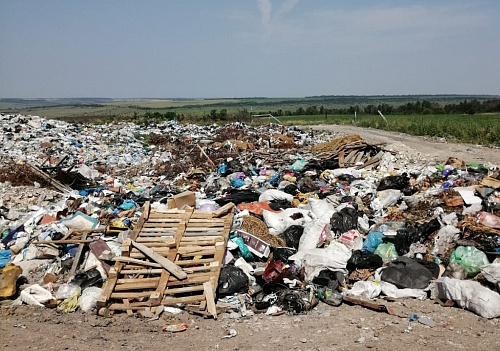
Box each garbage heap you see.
[1,113,500,321]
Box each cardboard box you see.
[234,229,271,258]
[173,191,196,209]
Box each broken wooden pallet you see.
[97,202,233,319]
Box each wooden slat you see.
[161,295,206,305]
[131,241,187,280]
[164,285,205,295]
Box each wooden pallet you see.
[97,202,233,318]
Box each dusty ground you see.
[1,298,499,351]
[310,124,500,165]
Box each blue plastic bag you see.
[120,200,138,210]
[362,231,385,253]
[218,164,227,175]
[0,250,11,268]
[231,178,245,188]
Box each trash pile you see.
[1,113,500,323]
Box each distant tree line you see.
[261,99,500,117]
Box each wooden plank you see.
[164,285,205,295]
[120,268,163,275]
[117,277,160,284]
[212,203,234,218]
[96,264,122,308]
[338,149,345,168]
[166,275,211,287]
[131,241,187,280]
[204,280,217,319]
[141,227,178,232]
[26,163,72,193]
[123,299,133,317]
[110,291,152,299]
[184,231,221,237]
[137,237,176,244]
[185,226,224,231]
[131,247,170,254]
[344,150,358,164]
[112,256,161,268]
[115,281,158,291]
[162,295,206,305]
[189,219,226,223]
[181,236,222,242]
[130,204,148,241]
[354,151,364,164]
[68,232,88,278]
[175,258,215,266]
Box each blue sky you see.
[1,0,499,98]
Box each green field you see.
[271,113,500,145]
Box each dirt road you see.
[310,124,500,165]
[1,299,499,351]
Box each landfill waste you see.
[0,112,500,324]
[163,323,189,332]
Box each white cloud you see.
[257,0,272,26]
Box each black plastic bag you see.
[280,225,304,249]
[283,184,299,196]
[71,268,103,291]
[416,218,441,241]
[217,265,249,297]
[312,270,345,289]
[337,174,359,183]
[215,189,260,206]
[298,177,318,193]
[320,158,339,170]
[347,250,383,271]
[377,174,410,191]
[380,257,435,289]
[330,207,358,235]
[273,247,297,263]
[268,200,294,211]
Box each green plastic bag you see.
[374,243,398,264]
[230,236,254,261]
[449,246,489,277]
[290,159,307,173]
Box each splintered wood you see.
[97,202,233,318]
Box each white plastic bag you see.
[339,230,363,251]
[343,281,381,299]
[433,277,500,319]
[79,286,103,312]
[259,189,294,203]
[297,215,330,251]
[20,284,53,307]
[376,189,401,208]
[263,208,313,235]
[308,198,336,218]
[290,241,351,281]
[56,283,81,300]
[379,281,426,300]
[480,263,500,291]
